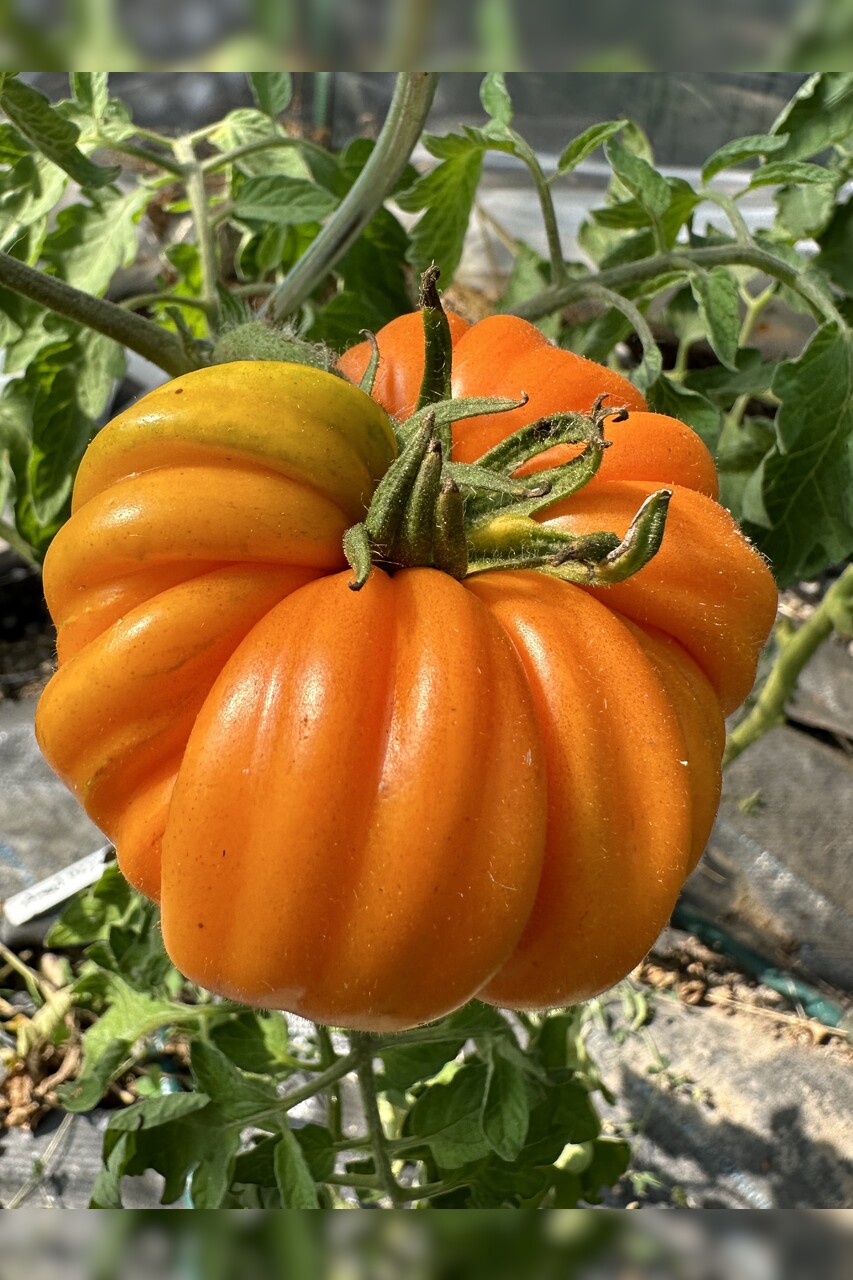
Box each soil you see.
[0,554,55,701]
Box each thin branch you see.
[724,563,853,766]
[94,136,186,179]
[200,134,329,176]
[351,1032,405,1207]
[0,252,202,377]
[175,137,219,331]
[263,72,439,322]
[508,132,568,288]
[512,244,847,330]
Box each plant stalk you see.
[175,137,219,331]
[351,1032,404,1206]
[0,252,202,377]
[264,73,439,322]
[513,244,847,330]
[724,563,853,766]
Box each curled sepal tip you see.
[344,523,373,591]
[591,488,672,585]
[357,329,381,397]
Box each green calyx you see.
[344,390,671,591]
[344,266,671,591]
[212,319,339,372]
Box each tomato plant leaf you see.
[69,73,109,122]
[815,196,853,294]
[480,1043,531,1162]
[0,77,119,188]
[749,160,834,190]
[106,1091,212,1131]
[249,72,293,119]
[396,133,485,281]
[604,138,671,219]
[690,266,741,370]
[646,374,722,450]
[557,120,627,176]
[769,72,853,161]
[701,132,790,183]
[190,1039,281,1123]
[42,188,147,294]
[232,175,338,226]
[743,323,853,583]
[480,72,514,129]
[407,1063,493,1169]
[209,1011,296,1077]
[275,1122,321,1208]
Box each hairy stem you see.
[510,133,568,287]
[351,1032,404,1206]
[0,252,201,377]
[724,564,853,766]
[175,137,219,331]
[316,1025,343,1142]
[264,73,439,322]
[513,244,846,330]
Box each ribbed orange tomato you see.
[36,317,778,1030]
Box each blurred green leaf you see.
[249,72,293,119]
[557,120,627,176]
[480,72,514,129]
[604,138,671,219]
[209,1011,296,1077]
[233,175,338,226]
[701,132,790,183]
[749,160,834,189]
[743,323,853,582]
[275,1123,321,1208]
[190,1039,280,1123]
[481,1043,531,1162]
[690,267,741,369]
[408,1063,493,1169]
[69,73,109,122]
[0,77,119,188]
[769,72,853,160]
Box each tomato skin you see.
[161,568,548,1031]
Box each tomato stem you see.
[415,264,454,418]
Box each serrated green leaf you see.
[249,72,293,119]
[209,1011,294,1076]
[190,1039,280,1122]
[293,1123,335,1182]
[480,1044,530,1162]
[775,179,838,240]
[210,108,309,179]
[480,72,513,128]
[684,347,778,405]
[557,120,627,176]
[408,1063,493,1169]
[690,267,741,370]
[646,374,722,450]
[743,323,853,583]
[116,1099,239,1207]
[0,78,119,188]
[605,138,670,219]
[42,188,146,294]
[0,122,31,164]
[770,72,853,161]
[59,971,215,1112]
[381,1036,466,1094]
[701,133,790,183]
[396,134,485,282]
[0,153,68,251]
[749,160,834,190]
[70,73,109,122]
[107,1091,211,1132]
[522,1077,601,1167]
[46,863,132,948]
[232,174,337,226]
[274,1124,321,1208]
